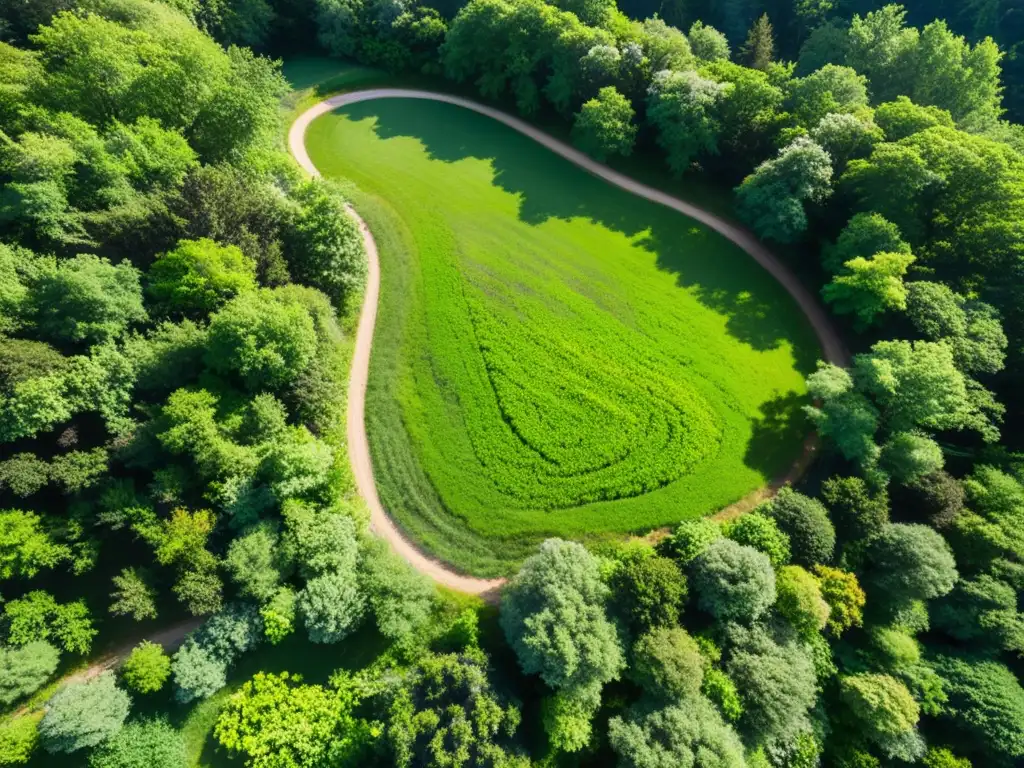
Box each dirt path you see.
[288,89,849,596]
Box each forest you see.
[0,0,1023,766]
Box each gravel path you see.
[288,88,849,596]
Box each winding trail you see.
[288,89,849,596]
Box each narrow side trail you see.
[288,88,849,596]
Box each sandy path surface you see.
[288,88,849,595]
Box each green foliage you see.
[38,672,130,754]
[0,713,42,767]
[383,652,527,768]
[813,565,864,636]
[823,212,911,274]
[789,64,869,127]
[500,539,623,692]
[761,487,835,566]
[282,180,366,313]
[205,288,317,391]
[24,254,146,345]
[225,523,283,602]
[0,509,70,579]
[608,698,745,768]
[121,641,170,695]
[282,502,359,579]
[811,113,883,173]
[358,537,435,641]
[862,523,958,607]
[702,667,743,723]
[608,550,687,634]
[572,86,636,162]
[215,671,372,768]
[922,747,972,768]
[822,250,915,329]
[905,283,1007,376]
[171,640,227,704]
[299,570,366,644]
[260,587,298,645]
[875,97,954,141]
[840,674,922,760]
[109,568,157,621]
[821,475,889,543]
[647,69,728,175]
[692,538,776,623]
[630,626,703,700]
[688,21,729,62]
[662,518,721,565]
[0,641,60,707]
[147,238,256,316]
[775,565,829,638]
[931,653,1024,765]
[740,13,774,71]
[736,136,832,243]
[4,591,96,655]
[87,719,186,768]
[541,688,596,753]
[723,512,790,567]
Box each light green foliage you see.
[171,640,227,704]
[775,565,830,638]
[283,180,366,313]
[0,641,60,707]
[215,671,371,768]
[0,509,70,579]
[662,518,722,565]
[0,711,41,766]
[688,21,730,62]
[308,98,816,574]
[39,672,130,754]
[813,565,865,636]
[608,549,687,633]
[788,64,869,127]
[542,688,597,753]
[358,537,435,641]
[121,641,170,695]
[932,653,1024,765]
[225,523,283,602]
[823,212,911,274]
[205,288,317,391]
[840,674,923,761]
[608,698,745,768]
[863,523,957,607]
[879,431,944,483]
[638,16,694,71]
[147,238,256,316]
[502,540,623,692]
[647,69,728,175]
[260,587,298,645]
[572,86,636,162]
[260,425,334,500]
[299,570,366,644]
[109,568,157,621]
[631,627,703,700]
[723,513,790,567]
[384,652,527,768]
[692,538,776,622]
[922,747,971,768]
[24,254,145,345]
[736,136,833,243]
[139,507,223,615]
[703,667,743,723]
[104,117,197,191]
[905,282,1007,376]
[4,591,96,655]
[875,97,954,141]
[822,250,915,329]
[87,719,186,768]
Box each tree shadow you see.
[744,390,813,481]
[338,98,821,374]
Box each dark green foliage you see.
[608,698,745,768]
[821,476,889,543]
[931,653,1024,766]
[38,672,130,754]
[630,627,703,700]
[87,719,186,768]
[0,641,59,707]
[609,551,687,634]
[740,13,773,71]
[902,471,965,529]
[358,537,435,641]
[761,487,835,566]
[862,523,958,607]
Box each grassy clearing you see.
[305,97,820,576]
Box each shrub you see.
[839,674,923,761]
[762,488,836,565]
[775,565,830,638]
[609,551,687,634]
[171,641,227,704]
[571,86,637,162]
[0,713,42,766]
[87,719,186,768]
[299,571,366,644]
[631,627,703,700]
[39,672,131,754]
[724,513,791,567]
[661,518,721,565]
[813,565,865,636]
[121,642,171,695]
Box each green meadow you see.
[305,98,820,576]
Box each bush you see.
[724,513,791,567]
[87,719,186,768]
[661,518,721,565]
[762,488,836,566]
[120,641,170,695]
[571,86,637,162]
[775,565,830,638]
[171,641,227,704]
[692,538,776,623]
[631,627,703,700]
[299,571,366,644]
[0,641,60,707]
[39,672,131,754]
[839,674,923,761]
[0,713,42,766]
[609,551,687,634]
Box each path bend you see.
[288,88,849,596]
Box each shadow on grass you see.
[338,99,819,375]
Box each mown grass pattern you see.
[305,98,820,576]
